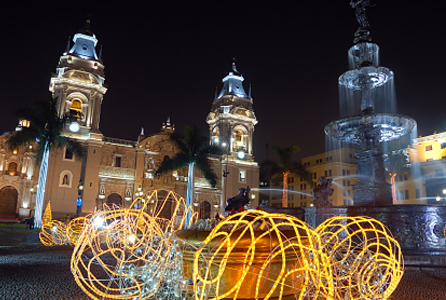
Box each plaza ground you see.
[1,229,445,300]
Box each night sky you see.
[1,1,446,161]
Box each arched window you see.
[106,193,123,207]
[7,162,18,176]
[212,127,220,146]
[70,99,82,120]
[59,170,73,188]
[234,130,244,150]
[199,201,211,219]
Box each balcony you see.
[98,165,135,180]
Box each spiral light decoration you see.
[39,220,67,246]
[71,207,187,300]
[315,216,404,300]
[68,199,403,300]
[192,210,333,300]
[131,189,198,232]
[66,217,89,246]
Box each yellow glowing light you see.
[131,189,197,232]
[66,199,403,300]
[42,201,52,227]
[71,206,185,300]
[315,216,404,300]
[192,210,333,300]
[39,220,67,246]
[66,217,88,246]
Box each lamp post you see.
[76,180,84,217]
[218,136,231,211]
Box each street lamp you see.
[76,180,84,216]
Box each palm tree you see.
[260,145,310,208]
[7,93,84,228]
[155,124,218,229]
[384,149,410,204]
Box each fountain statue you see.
[225,186,251,212]
[313,177,334,207]
[324,1,416,206]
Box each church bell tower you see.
[206,59,259,210]
[206,59,258,161]
[49,20,107,136]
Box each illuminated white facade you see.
[0,25,259,220]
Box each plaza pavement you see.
[1,228,446,300]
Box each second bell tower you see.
[49,20,107,135]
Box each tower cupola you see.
[217,58,249,99]
[67,20,99,61]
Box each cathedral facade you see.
[0,22,259,220]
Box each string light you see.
[315,216,404,300]
[71,206,188,300]
[192,210,333,300]
[39,220,67,246]
[131,189,198,232]
[64,193,403,300]
[66,217,88,246]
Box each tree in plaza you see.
[7,94,84,228]
[260,145,311,208]
[384,149,411,204]
[155,124,219,229]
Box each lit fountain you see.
[324,2,416,206]
[322,1,446,268]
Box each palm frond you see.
[291,161,312,183]
[195,155,218,187]
[169,132,189,156]
[155,153,189,176]
[271,145,301,169]
[56,137,85,160]
[6,129,38,150]
[35,140,47,165]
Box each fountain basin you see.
[177,229,309,299]
[324,113,417,144]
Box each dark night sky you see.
[1,1,446,161]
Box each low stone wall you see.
[308,205,446,267]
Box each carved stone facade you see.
[0,137,37,218]
[0,23,259,220]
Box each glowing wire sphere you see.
[66,217,88,246]
[39,220,67,246]
[131,189,198,232]
[71,207,187,300]
[315,216,404,300]
[192,210,333,300]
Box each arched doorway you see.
[0,186,18,218]
[106,193,122,207]
[199,201,211,219]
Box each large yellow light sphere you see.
[131,189,197,232]
[66,217,88,246]
[315,216,404,300]
[193,210,333,300]
[71,208,184,300]
[39,220,67,246]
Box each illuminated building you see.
[407,132,446,204]
[0,22,259,220]
[269,148,358,207]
